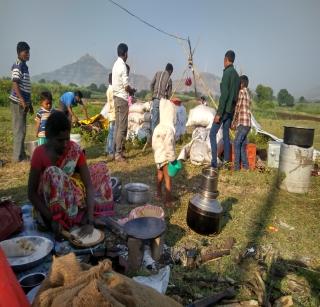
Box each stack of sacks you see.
[178,104,223,165]
[127,101,152,141]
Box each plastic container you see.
[231,143,256,170]
[168,160,182,177]
[267,141,282,168]
[278,143,313,193]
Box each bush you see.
[0,79,12,106]
[256,100,275,110]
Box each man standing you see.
[150,63,173,133]
[9,41,34,162]
[210,50,240,168]
[112,43,135,162]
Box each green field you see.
[0,102,319,306]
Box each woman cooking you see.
[28,111,113,239]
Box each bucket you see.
[70,134,82,147]
[267,141,282,168]
[278,143,313,193]
[231,143,256,170]
[168,160,182,177]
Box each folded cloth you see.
[33,253,182,307]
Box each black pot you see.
[187,202,222,235]
[283,126,314,148]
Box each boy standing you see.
[9,41,33,162]
[231,75,251,170]
[152,98,177,206]
[210,50,240,168]
[35,91,54,145]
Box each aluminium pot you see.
[124,183,150,204]
[199,167,219,195]
[283,126,314,148]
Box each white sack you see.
[186,105,216,128]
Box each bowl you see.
[129,205,165,220]
[124,183,150,204]
[19,272,45,294]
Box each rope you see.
[107,0,188,41]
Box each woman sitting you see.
[28,111,113,238]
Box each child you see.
[152,98,178,206]
[35,91,54,145]
[9,41,34,162]
[171,97,187,142]
[231,75,251,170]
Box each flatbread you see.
[70,228,102,245]
[1,238,36,257]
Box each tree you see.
[277,89,294,107]
[87,83,98,92]
[69,82,78,87]
[98,84,107,92]
[298,96,308,103]
[38,78,46,84]
[255,84,273,103]
[51,80,61,85]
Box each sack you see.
[128,112,151,124]
[186,105,216,128]
[129,102,146,114]
[0,198,23,241]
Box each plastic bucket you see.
[168,160,182,177]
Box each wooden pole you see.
[188,37,198,98]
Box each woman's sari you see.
[39,142,114,229]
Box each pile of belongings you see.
[178,105,223,165]
[77,114,108,134]
[33,253,181,307]
[127,101,152,141]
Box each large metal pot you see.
[124,183,150,204]
[187,194,223,235]
[283,126,314,148]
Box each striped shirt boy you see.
[232,88,251,128]
[9,59,31,104]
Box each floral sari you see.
[39,142,114,229]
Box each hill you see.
[33,54,221,94]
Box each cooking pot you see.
[187,195,223,235]
[283,126,314,148]
[124,183,150,204]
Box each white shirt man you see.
[112,57,129,101]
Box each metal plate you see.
[0,236,53,272]
[124,217,166,239]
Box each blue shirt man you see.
[59,91,88,122]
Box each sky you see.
[0,0,319,97]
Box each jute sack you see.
[33,253,181,307]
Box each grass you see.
[0,103,320,305]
